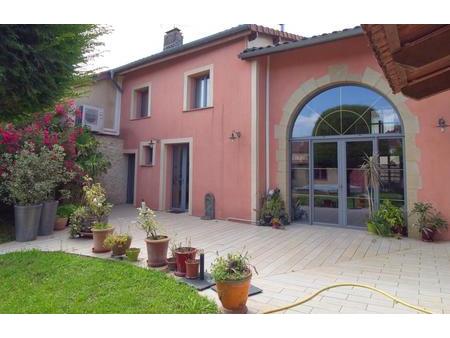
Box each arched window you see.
[292,85,402,138]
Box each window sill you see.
[183,106,213,113]
[130,115,152,121]
[140,164,154,167]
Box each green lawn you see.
[0,250,218,314]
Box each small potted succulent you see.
[126,248,141,261]
[185,258,200,279]
[82,177,113,252]
[211,251,257,314]
[137,201,169,267]
[174,238,196,277]
[104,233,132,256]
[55,204,77,231]
[411,202,448,242]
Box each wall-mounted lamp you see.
[437,118,449,132]
[229,130,241,141]
[148,139,159,145]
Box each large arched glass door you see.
[290,85,404,227]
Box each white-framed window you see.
[183,65,213,111]
[131,84,151,119]
[139,141,155,166]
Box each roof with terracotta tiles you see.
[239,26,364,59]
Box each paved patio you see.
[1,204,450,314]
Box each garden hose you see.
[262,283,432,314]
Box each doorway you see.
[311,140,373,227]
[171,143,189,212]
[126,153,135,204]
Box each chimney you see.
[163,27,183,50]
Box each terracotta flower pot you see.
[111,237,132,256]
[54,217,68,231]
[174,247,197,277]
[185,259,199,279]
[92,227,114,253]
[145,236,169,267]
[215,272,252,314]
[167,257,177,271]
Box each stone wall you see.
[95,134,127,205]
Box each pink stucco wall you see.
[263,35,450,239]
[120,38,253,221]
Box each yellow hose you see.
[262,283,432,314]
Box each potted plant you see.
[174,238,196,277]
[185,258,200,279]
[411,202,448,242]
[81,177,113,252]
[126,248,141,261]
[259,188,289,226]
[167,238,180,271]
[137,201,169,267]
[104,233,132,256]
[210,251,257,314]
[0,143,48,241]
[38,144,74,236]
[367,200,404,237]
[55,203,77,231]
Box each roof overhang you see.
[362,24,450,99]
[239,27,364,59]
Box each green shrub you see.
[56,204,78,218]
[367,200,404,237]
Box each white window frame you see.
[130,83,151,119]
[139,141,156,166]
[183,65,213,111]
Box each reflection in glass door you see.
[313,142,339,224]
[346,141,373,227]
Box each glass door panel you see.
[291,141,310,223]
[346,141,373,226]
[379,138,404,207]
[313,142,339,224]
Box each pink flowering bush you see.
[0,100,110,204]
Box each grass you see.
[0,250,218,314]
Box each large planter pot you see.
[185,259,200,279]
[14,204,43,242]
[54,217,68,231]
[38,200,59,236]
[92,227,114,253]
[215,273,252,314]
[145,236,169,267]
[174,247,197,277]
[111,237,132,256]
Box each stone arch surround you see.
[274,65,421,234]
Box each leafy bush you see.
[1,142,73,205]
[259,188,289,225]
[137,202,165,240]
[210,251,256,282]
[82,176,112,226]
[367,200,404,237]
[69,206,89,238]
[104,233,131,249]
[57,204,78,218]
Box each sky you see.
[90,23,360,71]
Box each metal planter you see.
[38,200,59,236]
[14,204,43,242]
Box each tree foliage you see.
[0,24,109,122]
